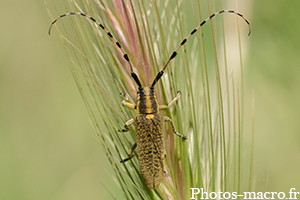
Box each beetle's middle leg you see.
[164,116,187,139]
[118,118,134,132]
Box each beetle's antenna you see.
[48,12,142,88]
[151,10,251,87]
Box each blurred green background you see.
[1,0,299,199]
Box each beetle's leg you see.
[120,142,137,163]
[118,118,134,132]
[119,94,136,162]
[159,91,181,110]
[119,93,135,132]
[120,92,136,110]
[164,116,187,139]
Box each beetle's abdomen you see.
[135,113,164,189]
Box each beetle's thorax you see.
[136,86,159,115]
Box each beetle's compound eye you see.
[137,88,145,95]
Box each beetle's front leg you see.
[120,92,136,110]
[159,91,181,110]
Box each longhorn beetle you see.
[49,9,251,189]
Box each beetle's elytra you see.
[49,9,250,189]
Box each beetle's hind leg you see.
[120,142,137,163]
[164,116,187,139]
